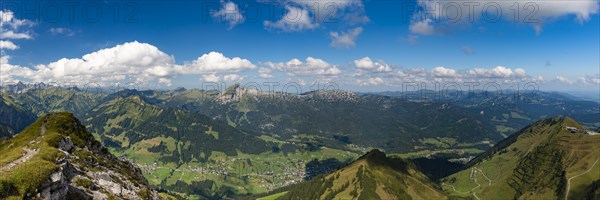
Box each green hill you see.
[0,112,175,199]
[268,149,447,200]
[441,117,600,200]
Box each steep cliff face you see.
[0,113,168,199]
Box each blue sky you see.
[1,0,599,94]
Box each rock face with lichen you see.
[0,112,166,200]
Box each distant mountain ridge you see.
[163,86,501,153]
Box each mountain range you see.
[1,112,598,200]
[1,84,599,198]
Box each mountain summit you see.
[272,149,447,200]
[0,113,170,199]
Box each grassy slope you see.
[257,192,288,200]
[442,117,600,200]
[0,112,160,199]
[0,114,66,199]
[280,150,447,200]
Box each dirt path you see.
[0,122,46,171]
[472,175,482,200]
[443,167,490,199]
[442,183,470,195]
[565,158,599,200]
[443,167,486,200]
[471,168,482,190]
[0,148,39,171]
[40,122,46,136]
[474,167,492,185]
[473,192,481,200]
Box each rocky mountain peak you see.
[218,84,263,103]
[360,149,387,161]
[0,113,168,199]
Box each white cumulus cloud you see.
[264,57,341,76]
[0,31,31,39]
[0,56,35,83]
[288,0,369,25]
[258,67,274,78]
[353,57,393,73]
[467,66,527,78]
[0,40,18,50]
[359,77,384,86]
[40,41,177,83]
[184,52,256,73]
[212,1,245,29]
[264,6,319,32]
[0,10,34,40]
[555,75,574,84]
[1,41,264,86]
[410,0,599,36]
[350,61,535,87]
[330,27,363,48]
[432,66,458,78]
[409,18,435,36]
[202,74,221,82]
[1,41,179,86]
[224,74,245,82]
